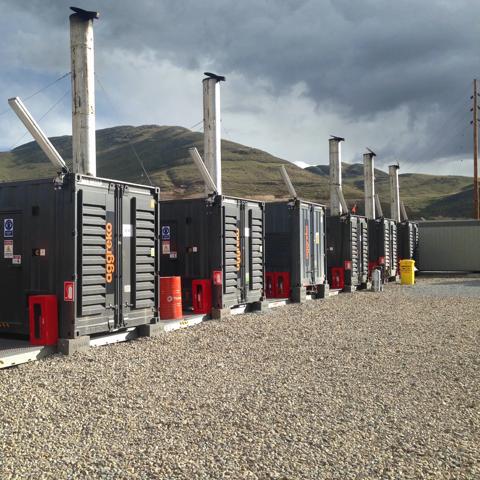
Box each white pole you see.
[375,194,384,218]
[8,97,68,172]
[389,164,401,221]
[363,151,376,219]
[188,147,217,195]
[280,165,298,199]
[70,9,98,176]
[336,186,349,213]
[401,201,409,221]
[329,136,344,215]
[203,77,222,195]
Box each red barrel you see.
[159,276,183,320]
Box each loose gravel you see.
[0,276,479,479]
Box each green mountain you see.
[0,124,473,219]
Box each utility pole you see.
[473,79,479,219]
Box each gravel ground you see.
[0,276,479,479]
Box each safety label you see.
[12,255,21,265]
[4,218,13,238]
[161,226,171,240]
[123,224,132,238]
[4,240,13,259]
[169,252,177,259]
[162,241,170,254]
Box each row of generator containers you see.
[0,175,418,342]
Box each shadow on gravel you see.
[408,277,480,298]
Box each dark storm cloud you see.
[2,0,479,166]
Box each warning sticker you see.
[169,252,177,259]
[12,254,21,265]
[4,240,13,259]
[315,232,320,244]
[162,241,170,254]
[4,218,13,238]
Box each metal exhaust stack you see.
[389,164,401,221]
[203,72,225,195]
[70,7,99,176]
[363,148,376,219]
[329,135,345,215]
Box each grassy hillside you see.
[0,124,474,219]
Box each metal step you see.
[0,339,55,369]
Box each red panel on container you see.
[192,279,212,314]
[159,276,183,320]
[275,272,290,299]
[64,281,74,302]
[212,270,222,286]
[265,272,276,298]
[29,295,58,346]
[330,267,345,290]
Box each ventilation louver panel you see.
[135,207,156,309]
[80,202,107,317]
[224,211,239,294]
[250,214,264,291]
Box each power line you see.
[95,74,155,185]
[0,72,71,118]
[95,73,204,184]
[9,87,70,151]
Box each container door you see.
[351,218,359,280]
[390,221,398,274]
[245,202,264,303]
[122,187,157,326]
[223,202,242,304]
[299,204,311,285]
[77,187,116,328]
[312,206,325,285]
[384,220,391,272]
[0,212,26,335]
[360,220,369,277]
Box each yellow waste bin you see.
[399,259,415,285]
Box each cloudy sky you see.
[0,0,479,175]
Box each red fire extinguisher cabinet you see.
[29,295,58,346]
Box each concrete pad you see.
[57,336,90,356]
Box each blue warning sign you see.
[161,226,170,240]
[4,218,13,238]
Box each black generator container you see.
[0,174,160,339]
[265,200,328,301]
[397,221,418,260]
[160,195,265,313]
[326,214,369,291]
[368,218,398,281]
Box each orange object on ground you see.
[159,276,183,320]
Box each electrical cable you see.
[0,72,71,117]
[95,73,204,185]
[9,87,70,151]
[95,74,155,185]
